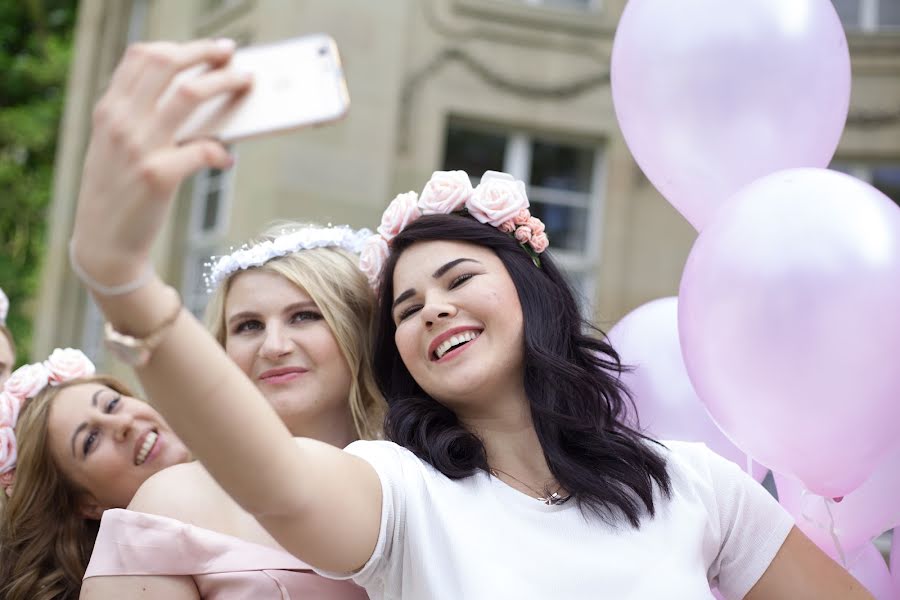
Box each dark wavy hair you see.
[372,213,671,527]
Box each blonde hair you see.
[0,375,135,600]
[206,222,384,440]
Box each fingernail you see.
[215,38,236,51]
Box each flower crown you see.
[0,348,96,496]
[0,287,8,324]
[203,225,374,292]
[358,170,549,288]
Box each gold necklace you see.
[489,467,571,506]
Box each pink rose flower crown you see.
[0,348,96,497]
[359,170,549,288]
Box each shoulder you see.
[342,439,411,460]
[128,462,227,526]
[341,439,424,472]
[658,439,743,482]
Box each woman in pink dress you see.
[0,349,192,600]
[80,222,379,599]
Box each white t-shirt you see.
[320,439,794,600]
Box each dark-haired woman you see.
[70,39,872,599]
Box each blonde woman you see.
[80,223,379,599]
[0,349,191,600]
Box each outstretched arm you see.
[744,527,874,600]
[71,40,381,573]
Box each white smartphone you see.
[171,34,350,144]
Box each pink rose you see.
[530,233,549,253]
[514,227,533,244]
[0,466,15,493]
[0,426,16,476]
[526,217,546,236]
[358,235,391,288]
[377,191,421,242]
[418,171,473,215]
[513,208,531,226]
[467,171,529,227]
[0,392,20,428]
[498,220,516,234]
[4,363,51,400]
[45,348,96,384]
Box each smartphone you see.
[171,34,350,144]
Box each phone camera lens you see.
[318,46,328,56]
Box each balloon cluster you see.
[610,1,900,596]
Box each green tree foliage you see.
[0,0,78,364]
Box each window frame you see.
[834,0,900,32]
[443,120,606,311]
[181,162,236,318]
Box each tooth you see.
[137,431,157,465]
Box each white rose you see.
[241,241,275,269]
[45,348,96,384]
[377,192,421,242]
[4,363,51,400]
[358,235,391,288]
[418,171,473,215]
[215,254,239,276]
[273,232,302,254]
[466,171,530,227]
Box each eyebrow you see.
[226,300,319,327]
[70,388,105,458]
[392,258,481,311]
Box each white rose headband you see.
[358,170,549,288]
[0,348,96,496]
[203,225,373,292]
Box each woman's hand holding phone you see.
[70,39,251,291]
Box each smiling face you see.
[223,269,353,437]
[391,240,526,411]
[46,382,190,516]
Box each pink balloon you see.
[844,543,896,600]
[609,297,765,481]
[679,169,900,498]
[611,0,850,230]
[774,445,900,555]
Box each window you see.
[80,297,106,365]
[832,0,900,31]
[832,162,900,207]
[443,120,605,309]
[181,164,234,319]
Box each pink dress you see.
[84,509,367,599]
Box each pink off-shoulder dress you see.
[84,509,367,599]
